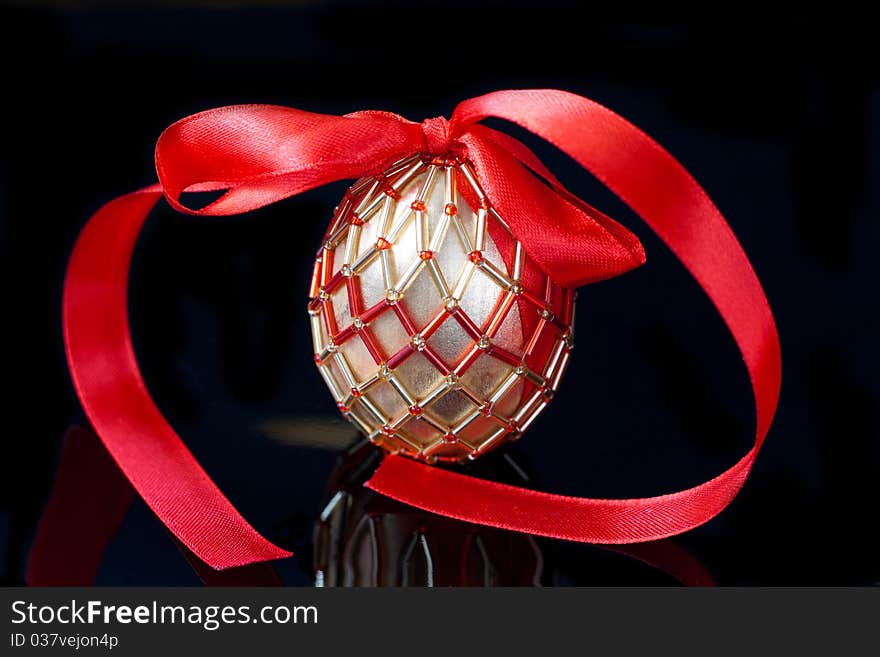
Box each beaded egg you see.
[308,154,575,462]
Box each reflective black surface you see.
[0,4,877,585]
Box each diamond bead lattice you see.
[309,154,575,463]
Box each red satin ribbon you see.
[28,428,707,586]
[28,427,134,586]
[28,426,281,586]
[63,89,780,570]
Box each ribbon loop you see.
[155,105,424,217]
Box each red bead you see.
[324,270,344,293]
[346,277,363,316]
[386,345,413,370]
[420,346,452,376]
[332,324,356,345]
[452,309,483,340]
[361,299,389,324]
[392,304,418,334]
[358,330,386,365]
[488,345,521,367]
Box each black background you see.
[0,2,877,586]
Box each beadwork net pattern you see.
[309,155,575,462]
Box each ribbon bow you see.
[63,89,780,570]
[155,93,646,287]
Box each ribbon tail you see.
[367,449,755,545]
[27,426,135,586]
[468,123,649,281]
[460,132,646,287]
[170,535,283,586]
[28,424,284,585]
[367,89,781,545]
[454,90,780,431]
[63,186,291,570]
[604,540,715,587]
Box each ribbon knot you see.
[421,115,454,155]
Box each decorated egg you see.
[308,154,575,462]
